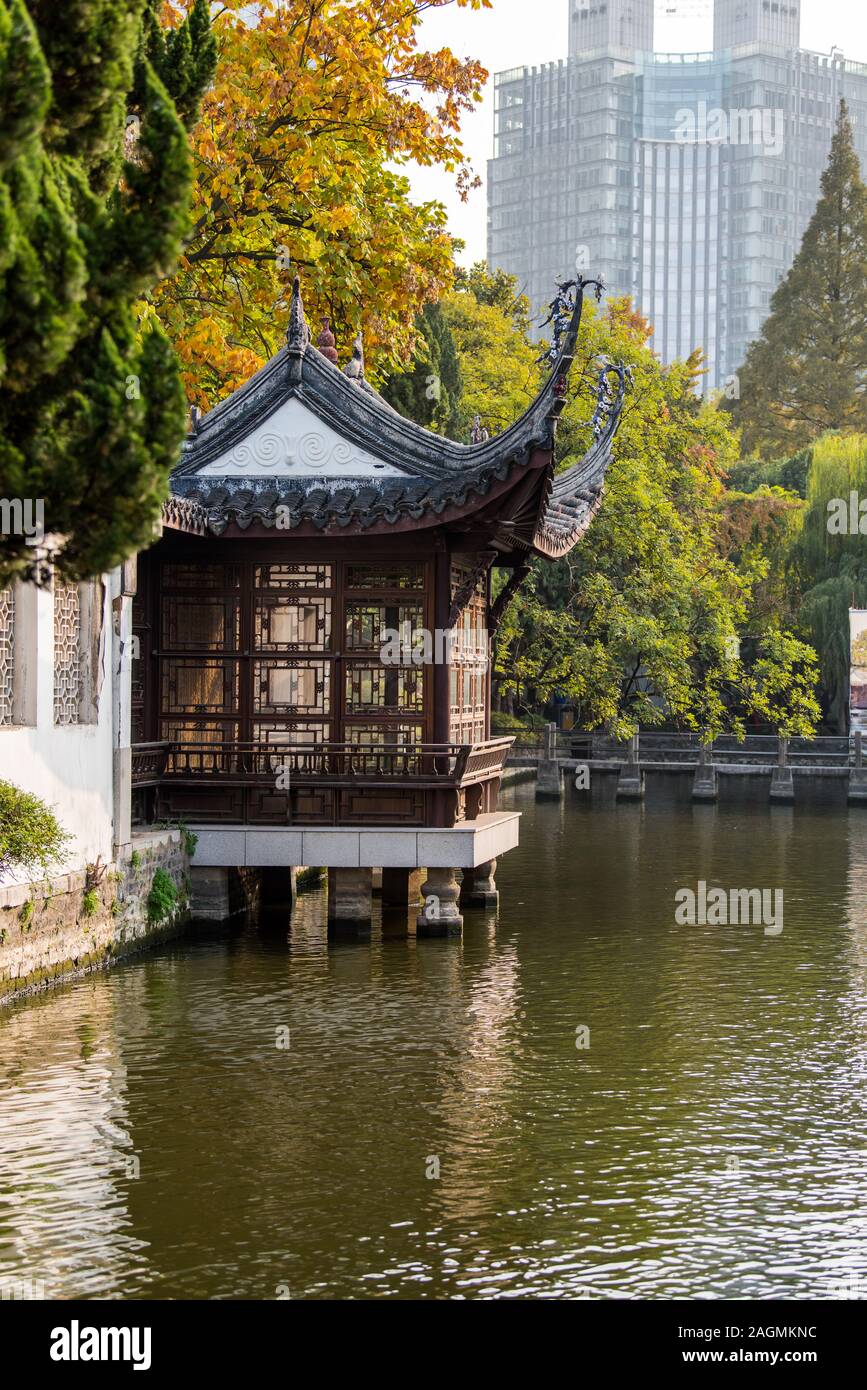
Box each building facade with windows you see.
[488,0,867,391]
[0,566,134,879]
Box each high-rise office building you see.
[487,0,867,391]
[713,0,801,51]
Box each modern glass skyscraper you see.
[487,0,867,391]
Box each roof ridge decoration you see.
[344,330,365,382]
[287,276,310,383]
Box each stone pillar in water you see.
[536,722,563,800]
[849,731,867,803]
[460,859,498,909]
[770,735,794,803]
[327,868,373,932]
[381,868,422,909]
[692,741,718,802]
[616,733,644,800]
[417,868,463,935]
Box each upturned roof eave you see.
[171,275,598,482]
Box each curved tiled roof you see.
[167,277,630,560]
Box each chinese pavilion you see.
[130,277,628,931]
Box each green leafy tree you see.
[484,284,819,739]
[730,102,867,458]
[0,0,204,587]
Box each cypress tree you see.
[381,302,464,438]
[0,0,213,586]
[141,0,216,131]
[730,102,867,459]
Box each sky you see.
[408,0,867,264]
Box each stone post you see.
[417,868,463,936]
[770,734,794,803]
[536,721,563,800]
[189,867,241,921]
[692,739,718,802]
[616,732,644,800]
[381,868,422,910]
[327,868,373,932]
[460,859,498,910]
[848,730,867,802]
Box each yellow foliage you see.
[156,1,491,409]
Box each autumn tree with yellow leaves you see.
[155,0,491,408]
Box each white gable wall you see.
[197,396,409,479]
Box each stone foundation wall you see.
[0,829,190,1004]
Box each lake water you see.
[2,783,867,1300]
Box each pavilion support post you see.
[770,735,794,804]
[616,733,644,800]
[692,740,718,802]
[327,868,373,933]
[381,868,422,910]
[536,721,563,800]
[460,858,498,910]
[260,868,296,910]
[417,868,463,936]
[848,730,867,802]
[189,867,246,922]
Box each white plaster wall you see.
[0,573,120,883]
[197,395,408,478]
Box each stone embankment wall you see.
[0,829,190,1003]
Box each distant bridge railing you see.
[508,731,854,769]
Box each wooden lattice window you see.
[345,564,423,590]
[345,601,423,651]
[54,581,82,726]
[254,595,331,651]
[253,721,330,747]
[162,563,238,589]
[448,566,488,743]
[161,658,238,715]
[0,588,13,726]
[254,563,332,589]
[345,663,424,714]
[253,659,330,715]
[162,595,240,651]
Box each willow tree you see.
[730,102,867,458]
[793,434,867,730]
[0,0,212,587]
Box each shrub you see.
[19,899,34,930]
[0,782,71,883]
[181,824,198,859]
[147,869,179,924]
[81,889,100,919]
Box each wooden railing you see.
[132,737,513,790]
[130,741,170,786]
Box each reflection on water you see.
[2,786,867,1300]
